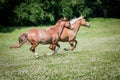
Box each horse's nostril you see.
[86,23,90,28]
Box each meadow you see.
[0,18,120,80]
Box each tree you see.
[14,1,55,25]
[0,0,120,26]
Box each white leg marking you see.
[55,47,60,53]
[35,52,39,58]
[46,51,54,55]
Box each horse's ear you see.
[79,15,84,19]
[63,17,68,21]
[79,16,83,19]
[82,16,84,19]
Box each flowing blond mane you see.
[70,16,83,24]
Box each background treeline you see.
[0,0,120,26]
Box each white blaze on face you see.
[86,22,90,27]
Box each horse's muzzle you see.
[86,23,90,28]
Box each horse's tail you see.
[10,33,28,48]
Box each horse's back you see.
[27,28,53,44]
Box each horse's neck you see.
[47,23,64,36]
[73,22,81,34]
[55,24,64,36]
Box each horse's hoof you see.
[64,48,68,51]
[45,53,52,56]
[36,55,39,59]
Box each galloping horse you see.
[10,18,72,58]
[50,16,90,53]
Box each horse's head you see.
[78,16,90,28]
[58,17,73,30]
[63,21,73,30]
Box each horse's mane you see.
[48,16,83,29]
[70,16,83,24]
[70,18,78,25]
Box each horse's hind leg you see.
[64,41,74,51]
[64,40,77,51]
[73,40,77,49]
[30,42,39,58]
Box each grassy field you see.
[0,18,120,80]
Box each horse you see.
[49,16,90,53]
[10,18,72,58]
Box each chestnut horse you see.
[50,16,90,53]
[10,18,72,58]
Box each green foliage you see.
[0,0,6,4]
[81,7,92,17]
[14,3,45,24]
[60,0,73,18]
[14,2,54,25]
[0,0,120,26]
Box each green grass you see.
[0,18,120,80]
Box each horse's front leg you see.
[49,44,53,50]
[46,43,57,56]
[49,43,60,54]
[55,43,60,53]
[64,40,77,51]
[50,44,57,55]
